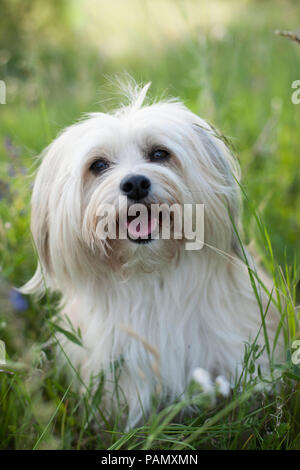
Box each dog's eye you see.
[149,148,170,163]
[89,159,110,175]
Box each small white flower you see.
[192,368,214,394]
[215,375,231,397]
[4,222,11,230]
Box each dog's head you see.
[22,82,241,294]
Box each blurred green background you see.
[0,0,299,346]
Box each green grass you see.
[0,0,299,450]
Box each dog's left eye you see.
[89,159,110,175]
[148,148,170,163]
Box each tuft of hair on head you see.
[111,75,152,116]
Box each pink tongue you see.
[127,216,157,238]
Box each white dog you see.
[22,82,281,427]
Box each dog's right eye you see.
[89,159,110,175]
[148,148,170,163]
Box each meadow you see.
[0,0,299,449]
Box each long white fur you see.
[22,82,281,428]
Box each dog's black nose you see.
[120,174,151,200]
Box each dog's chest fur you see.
[60,249,271,426]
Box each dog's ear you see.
[20,142,57,297]
[192,121,240,191]
[21,125,87,297]
[191,120,243,257]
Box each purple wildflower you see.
[3,137,13,151]
[4,137,21,159]
[9,289,28,311]
[0,180,9,200]
[8,165,16,177]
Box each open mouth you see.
[115,203,179,244]
[126,208,159,244]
